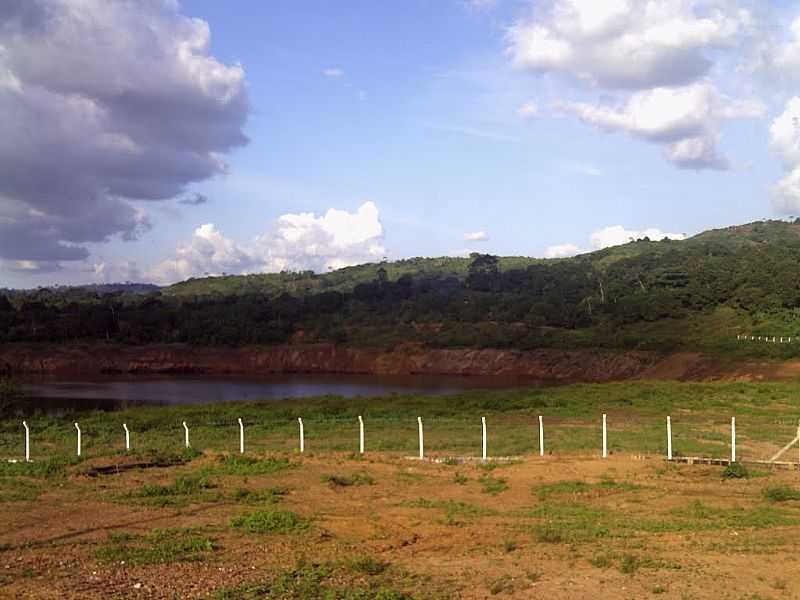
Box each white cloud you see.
[517,101,539,119]
[770,97,800,212]
[507,0,752,90]
[149,202,385,284]
[563,82,763,169]
[544,243,580,258]
[464,231,490,242]
[590,226,686,249]
[323,67,344,78]
[546,225,686,258]
[93,260,143,284]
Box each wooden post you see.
[298,418,304,453]
[418,417,424,460]
[238,418,244,454]
[666,416,672,460]
[731,417,736,462]
[123,423,130,452]
[182,421,190,448]
[481,416,487,461]
[74,422,81,457]
[602,414,607,458]
[538,415,544,457]
[22,421,30,462]
[358,416,364,454]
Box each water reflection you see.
[18,374,542,414]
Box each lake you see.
[18,374,543,413]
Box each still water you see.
[19,374,542,412]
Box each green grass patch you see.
[408,498,492,526]
[124,474,216,507]
[209,561,416,600]
[535,478,637,501]
[214,454,294,476]
[230,509,309,534]
[762,485,800,502]
[0,477,40,502]
[94,529,215,565]
[233,486,289,505]
[479,475,508,496]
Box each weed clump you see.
[763,485,800,502]
[230,509,309,534]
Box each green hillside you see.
[4,219,800,357]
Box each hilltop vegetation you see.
[3,220,800,356]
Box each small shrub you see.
[722,462,749,479]
[453,472,468,485]
[230,509,309,534]
[502,540,518,553]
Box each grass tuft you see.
[230,509,309,534]
[95,529,215,565]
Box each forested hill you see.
[4,219,800,357]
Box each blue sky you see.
[2,0,799,287]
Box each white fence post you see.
[123,423,130,452]
[182,421,190,448]
[417,417,424,460]
[238,418,244,454]
[358,416,364,454]
[731,417,736,462]
[298,418,304,453]
[538,415,544,457]
[22,421,30,462]
[602,414,607,458]
[74,422,81,457]
[666,416,672,460]
[481,416,487,461]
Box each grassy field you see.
[4,381,800,464]
[5,381,800,598]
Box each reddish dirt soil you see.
[3,453,800,599]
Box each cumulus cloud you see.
[93,260,143,284]
[563,82,763,169]
[590,226,686,249]
[507,0,752,90]
[769,97,800,212]
[149,202,386,284]
[546,226,686,258]
[544,243,580,258]
[464,231,490,242]
[0,0,248,268]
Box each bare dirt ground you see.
[3,452,800,599]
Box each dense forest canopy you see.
[3,220,800,355]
